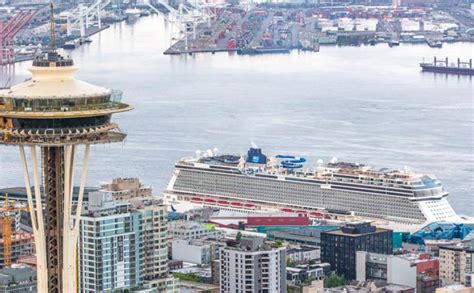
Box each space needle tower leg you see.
[19,146,48,293]
[63,144,90,293]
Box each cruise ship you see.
[164,147,472,232]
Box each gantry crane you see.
[1,193,28,267]
[66,0,110,37]
[0,10,37,65]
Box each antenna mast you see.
[50,1,56,51]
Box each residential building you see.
[168,220,223,240]
[286,246,320,264]
[211,260,220,286]
[321,222,392,280]
[79,191,142,292]
[130,197,172,291]
[78,189,177,292]
[286,264,326,286]
[99,177,152,200]
[220,237,286,293]
[171,239,211,265]
[439,241,474,286]
[356,251,440,292]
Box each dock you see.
[420,57,474,75]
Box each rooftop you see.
[323,222,391,237]
[440,239,474,252]
[0,266,36,286]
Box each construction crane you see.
[1,193,28,267]
[0,10,37,65]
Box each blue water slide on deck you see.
[276,155,306,169]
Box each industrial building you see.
[220,237,286,293]
[321,222,393,280]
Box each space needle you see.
[0,4,132,292]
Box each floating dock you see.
[420,57,474,75]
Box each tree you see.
[275,240,283,248]
[236,231,242,242]
[324,272,347,288]
[172,272,201,283]
[286,258,295,267]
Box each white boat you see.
[125,8,140,22]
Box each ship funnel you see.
[213,147,219,155]
[317,159,324,167]
[330,157,338,164]
[195,150,202,158]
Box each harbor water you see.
[1,15,473,216]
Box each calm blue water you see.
[1,15,473,215]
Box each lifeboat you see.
[281,208,294,213]
[191,197,203,202]
[310,212,322,217]
[244,203,255,208]
[204,199,216,203]
[296,210,307,214]
[231,202,243,207]
[218,201,229,205]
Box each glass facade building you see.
[321,222,393,280]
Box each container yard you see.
[162,4,474,55]
[0,0,473,61]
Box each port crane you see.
[66,0,111,37]
[0,10,37,65]
[146,0,218,48]
[0,193,28,267]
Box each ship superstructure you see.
[165,147,467,232]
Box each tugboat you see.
[63,39,79,49]
[426,39,443,48]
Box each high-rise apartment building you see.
[78,183,178,293]
[78,192,141,292]
[439,241,474,287]
[220,237,286,293]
